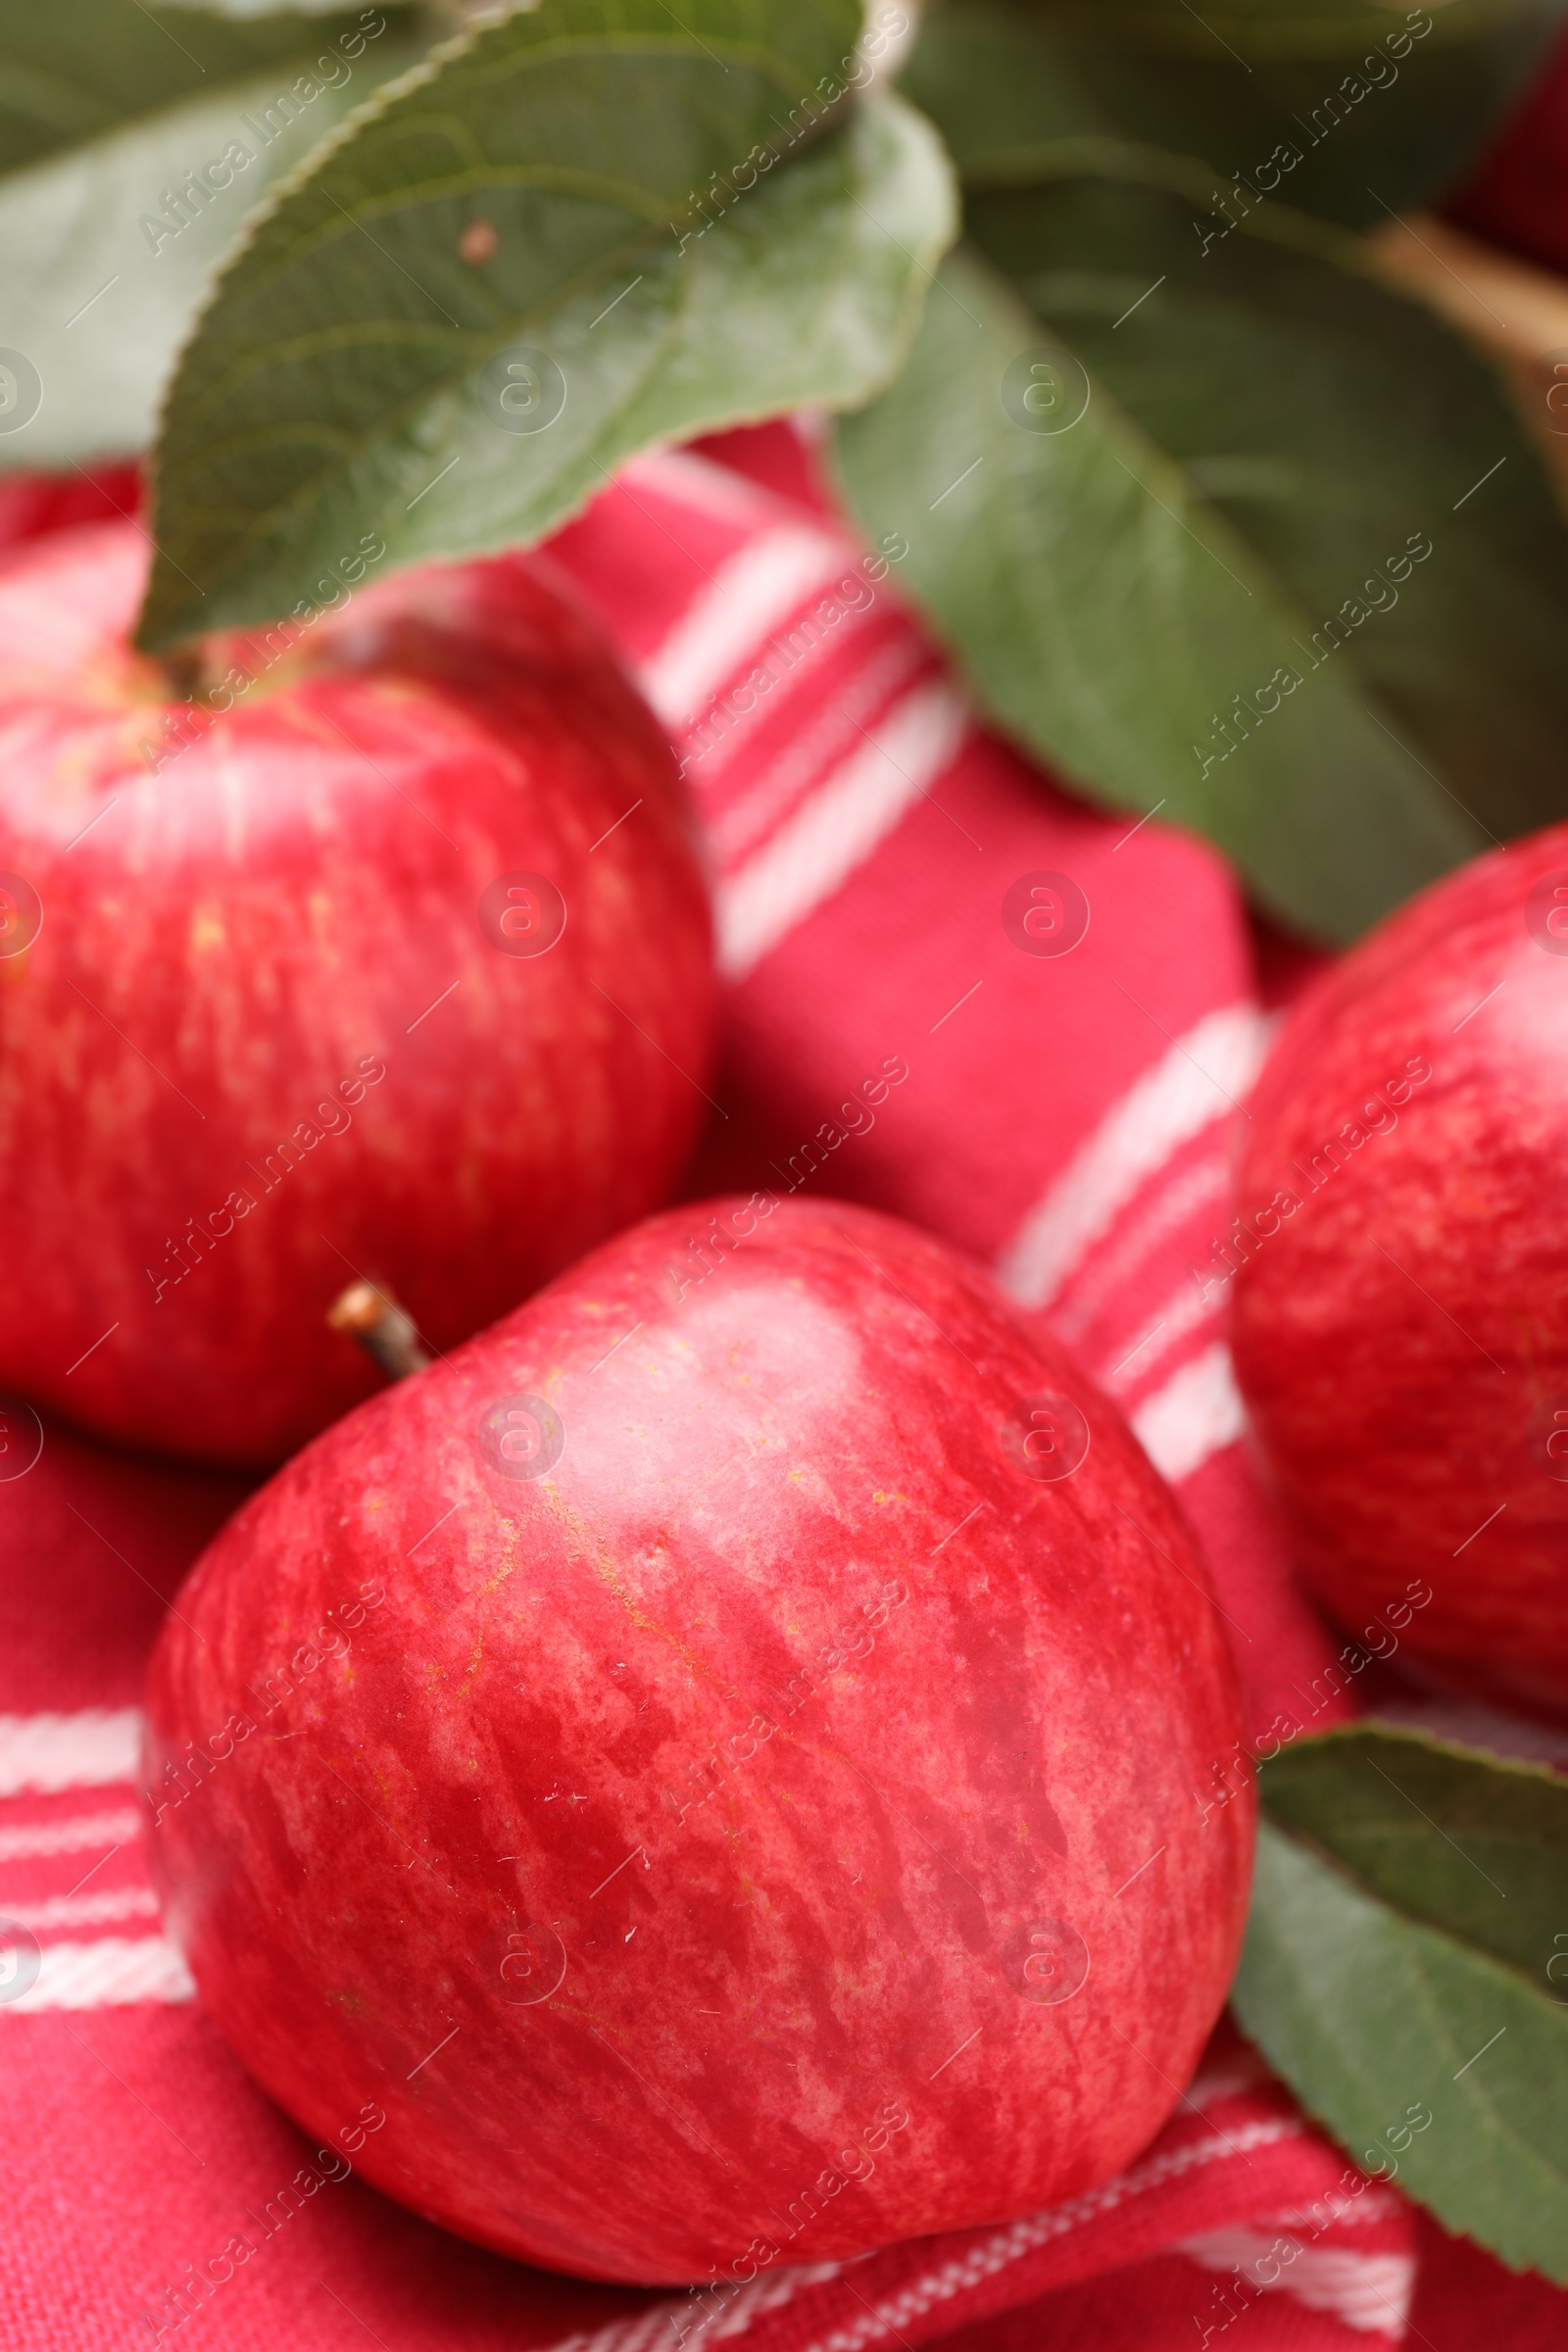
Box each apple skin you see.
[0,520,712,1467]
[143,1195,1252,2285]
[0,462,143,548]
[1447,21,1568,277]
[1231,824,1568,1720]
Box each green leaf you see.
[998,0,1566,59]
[1261,1723,1568,1985]
[968,155,1568,858]
[136,0,957,649]
[833,149,1568,941]
[1235,1729,1568,2280]
[0,5,425,469]
[831,233,1491,943]
[0,1,406,179]
[905,0,1568,228]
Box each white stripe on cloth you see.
[717,681,970,980]
[710,634,930,865]
[638,523,853,728]
[539,2265,847,2352]
[1101,1271,1223,1396]
[1131,1344,1248,1486]
[536,2119,1303,2352]
[0,1936,193,2012]
[626,447,786,531]
[791,2119,1304,2352]
[0,1806,145,1863]
[3,1886,158,1934]
[1182,2229,1415,2337]
[1053,1151,1229,1353]
[996,1006,1268,1312]
[0,1707,143,1795]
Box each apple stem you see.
[327,1280,432,1383]
[161,646,207,704]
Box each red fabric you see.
[0,429,1559,2346]
[1407,2211,1568,2349]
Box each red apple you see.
[0,462,142,549]
[1447,19,1568,278]
[0,519,713,1467]
[1230,823,1568,1719]
[143,1195,1252,2284]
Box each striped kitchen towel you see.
[0,430,1561,2350]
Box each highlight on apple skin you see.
[1230,821,1568,1722]
[142,1195,1254,2284]
[0,520,714,1468]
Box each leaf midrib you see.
[1252,1820,1568,2220]
[957,248,1468,857]
[154,100,906,610]
[1261,1802,1563,1998]
[162,22,862,387]
[156,187,752,544]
